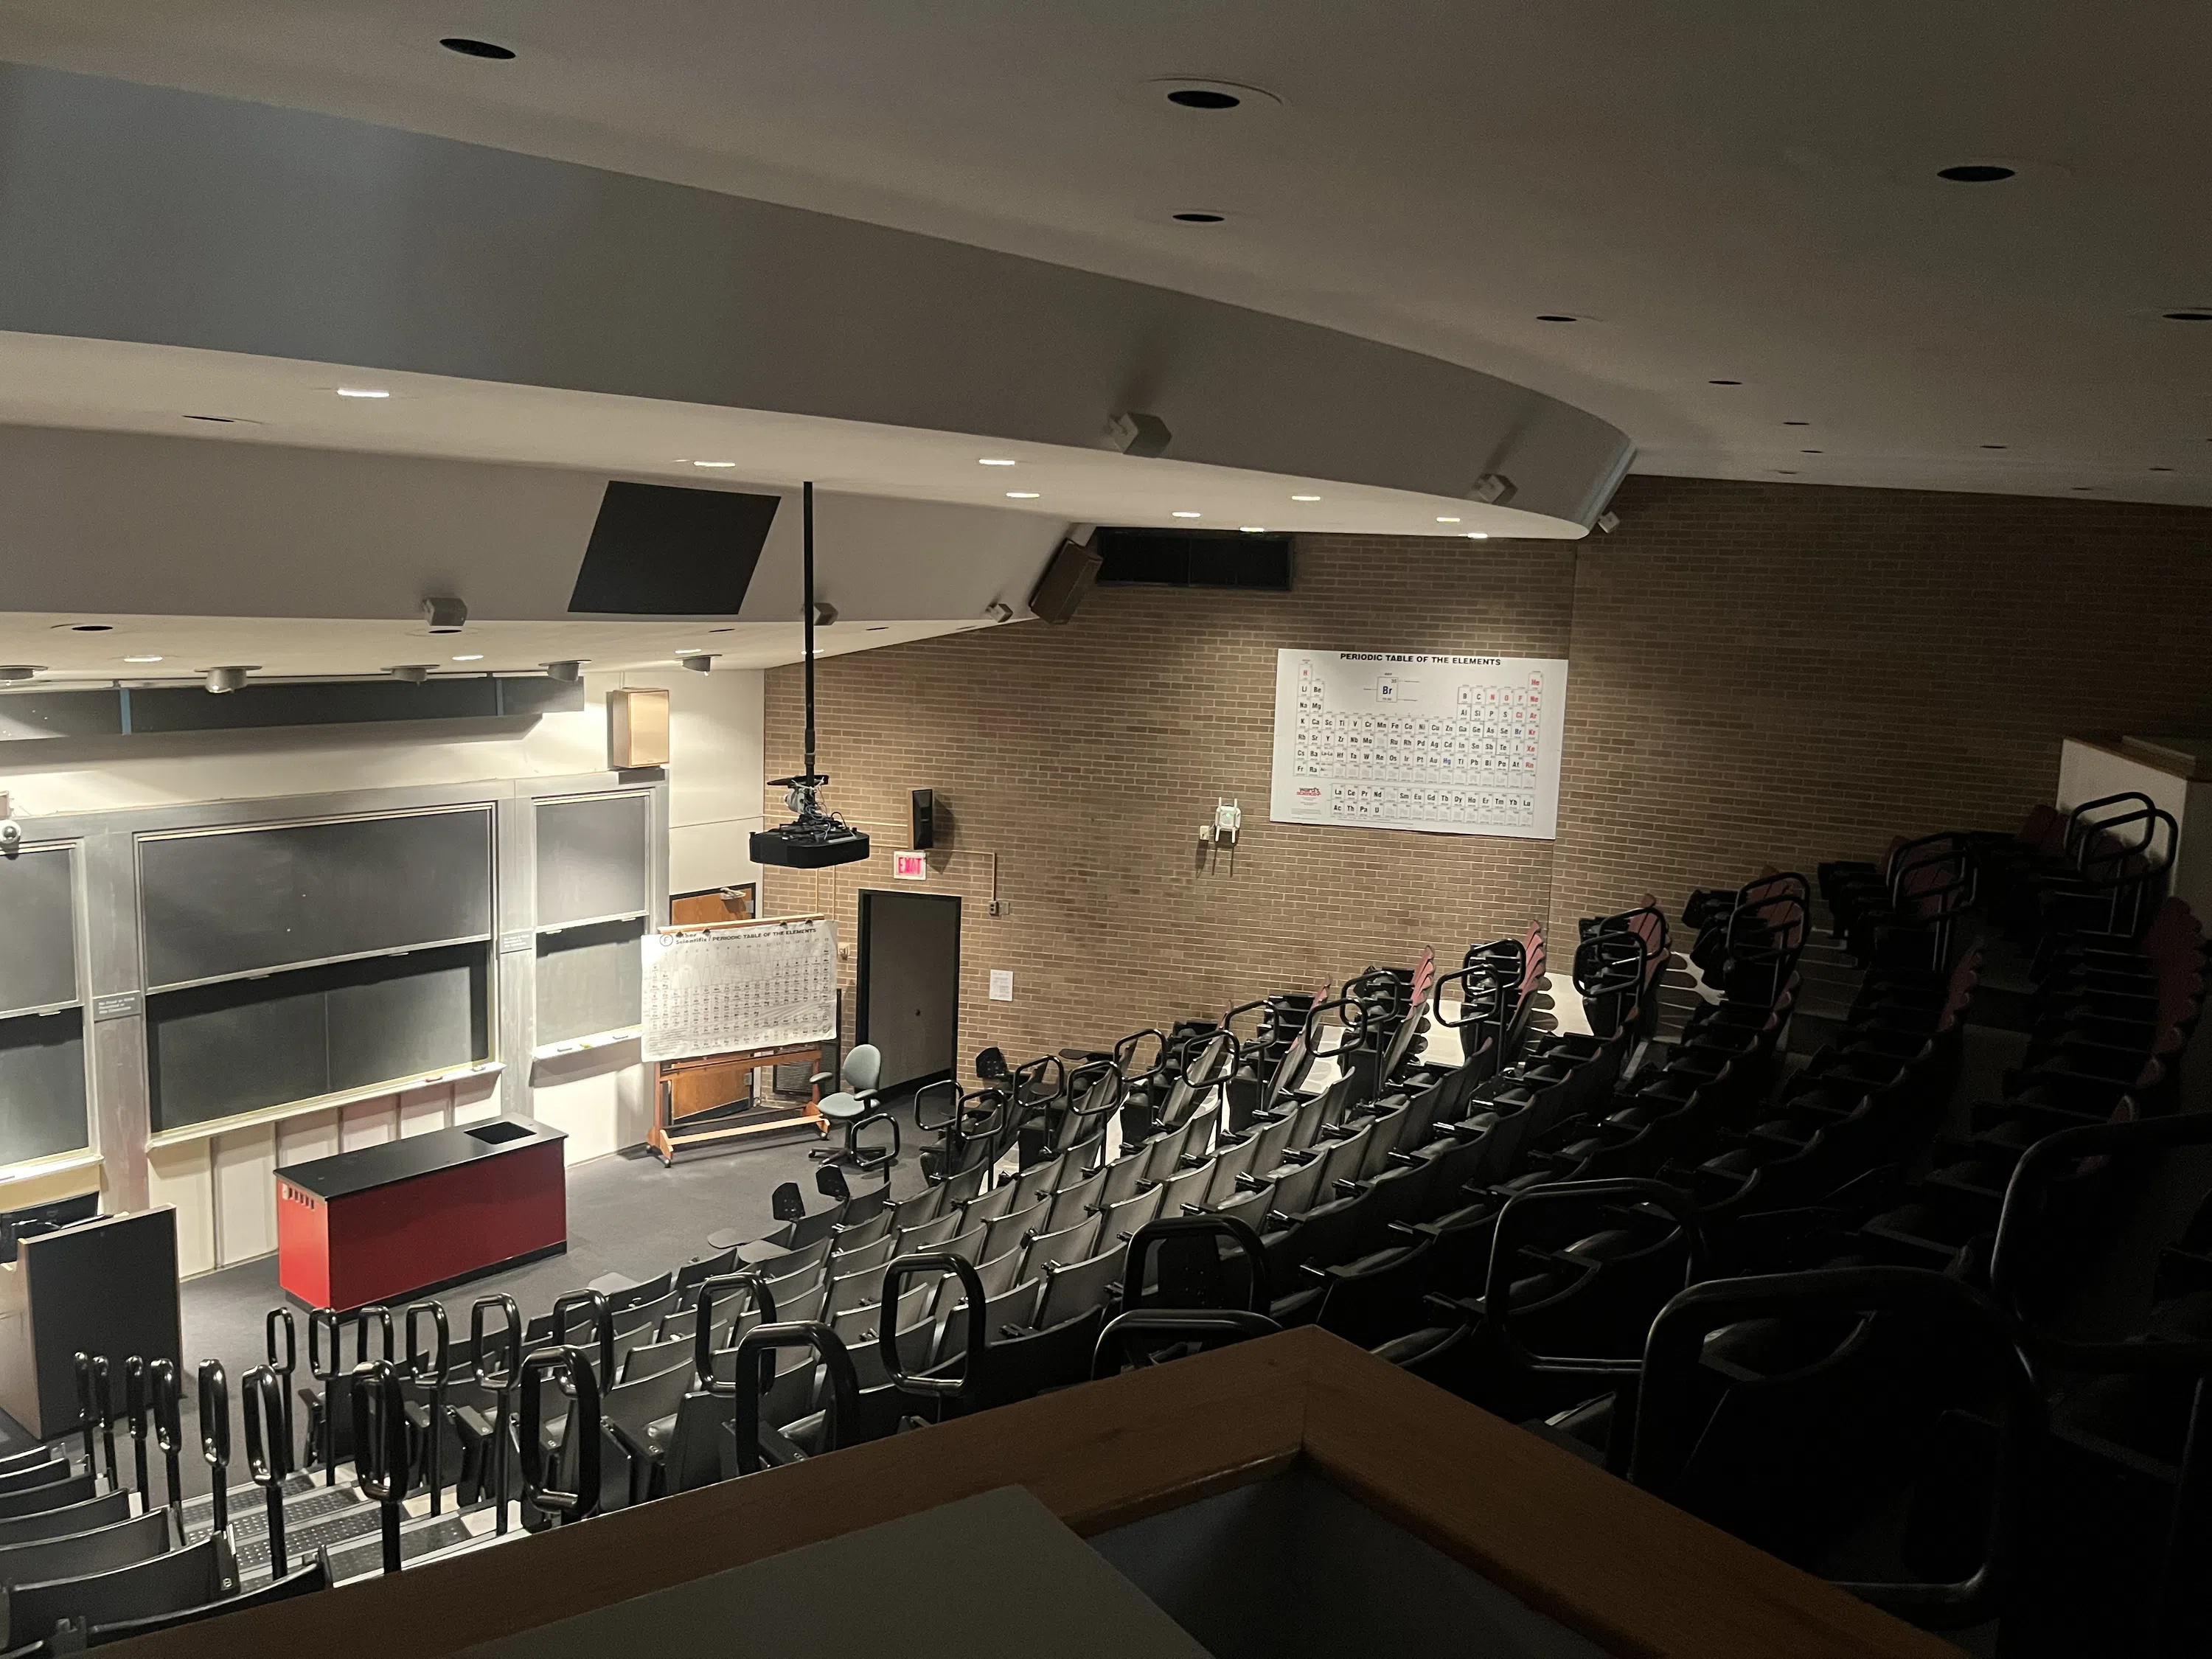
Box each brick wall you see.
[765,475,2212,1065]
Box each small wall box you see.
[608,687,672,768]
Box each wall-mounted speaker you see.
[608,687,670,768]
[911,788,936,849]
[1027,537,1102,625]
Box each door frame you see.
[855,888,961,1094]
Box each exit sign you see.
[893,850,928,880]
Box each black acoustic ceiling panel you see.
[568,481,780,615]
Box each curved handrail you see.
[730,1322,861,1475]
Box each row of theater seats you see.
[35,799,2208,1651]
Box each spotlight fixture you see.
[542,660,584,683]
[983,601,1015,623]
[422,596,467,633]
[335,386,390,399]
[388,664,434,684]
[1596,511,1621,534]
[1469,473,1517,507]
[813,601,838,627]
[1937,164,2014,183]
[439,37,516,59]
[750,481,870,871]
[204,665,254,694]
[0,666,42,682]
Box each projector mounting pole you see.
[803,479,818,785]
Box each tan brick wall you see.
[765,476,2212,1067]
[1550,476,2212,928]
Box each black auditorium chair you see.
[3,1534,240,1652]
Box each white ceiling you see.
[0,333,1579,541]
[0,2,2205,504]
[0,611,966,685]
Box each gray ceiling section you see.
[0,62,1631,528]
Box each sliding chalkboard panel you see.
[536,794,652,928]
[146,944,489,1130]
[536,918,644,1046]
[0,1010,88,1163]
[139,807,493,990]
[0,846,78,1017]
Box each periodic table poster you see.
[1270,649,1569,840]
[641,916,838,1062]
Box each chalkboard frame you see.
[0,839,91,1168]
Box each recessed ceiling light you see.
[1980,444,2008,450]
[1436,516,1461,524]
[866,625,889,631]
[1536,315,1578,324]
[1166,88,1241,110]
[1290,493,1321,502]
[2071,485,2097,491]
[2164,311,2212,322]
[122,655,162,664]
[1773,469,1799,475]
[2150,465,2175,472]
[1801,449,1823,454]
[452,653,484,661]
[1172,212,1226,223]
[978,457,1017,466]
[439,37,516,60]
[1937,164,2015,183]
[1464,532,1489,540]
[184,414,237,424]
[1783,420,1810,427]
[55,622,112,632]
[335,386,389,398]
[1239,525,1267,533]
[1171,510,1202,518]
[1006,490,1041,499]
[691,459,737,468]
[1708,379,1742,386]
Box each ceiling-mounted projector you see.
[750,480,870,871]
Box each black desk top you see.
[275,1117,566,1200]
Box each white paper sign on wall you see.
[893,850,928,880]
[988,969,1014,1002]
[1269,648,1570,841]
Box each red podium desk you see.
[276,1119,567,1311]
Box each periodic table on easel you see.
[641,914,838,1063]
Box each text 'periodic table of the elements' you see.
[640,917,838,1062]
[1269,650,1571,841]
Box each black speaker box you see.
[911,788,936,849]
[1028,537,1103,625]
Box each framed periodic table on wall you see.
[640,914,838,1062]
[1269,649,1571,840]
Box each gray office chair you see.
[812,1044,898,1174]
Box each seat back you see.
[843,1043,883,1094]
[1033,1243,1129,1331]
[895,1210,962,1253]
[0,1510,170,1589]
[87,1554,328,1644]
[1020,1214,1102,1276]
[979,1194,1052,1262]
[1041,1166,1107,1235]
[6,1534,233,1649]
[0,1492,131,1551]
[0,1472,94,1522]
